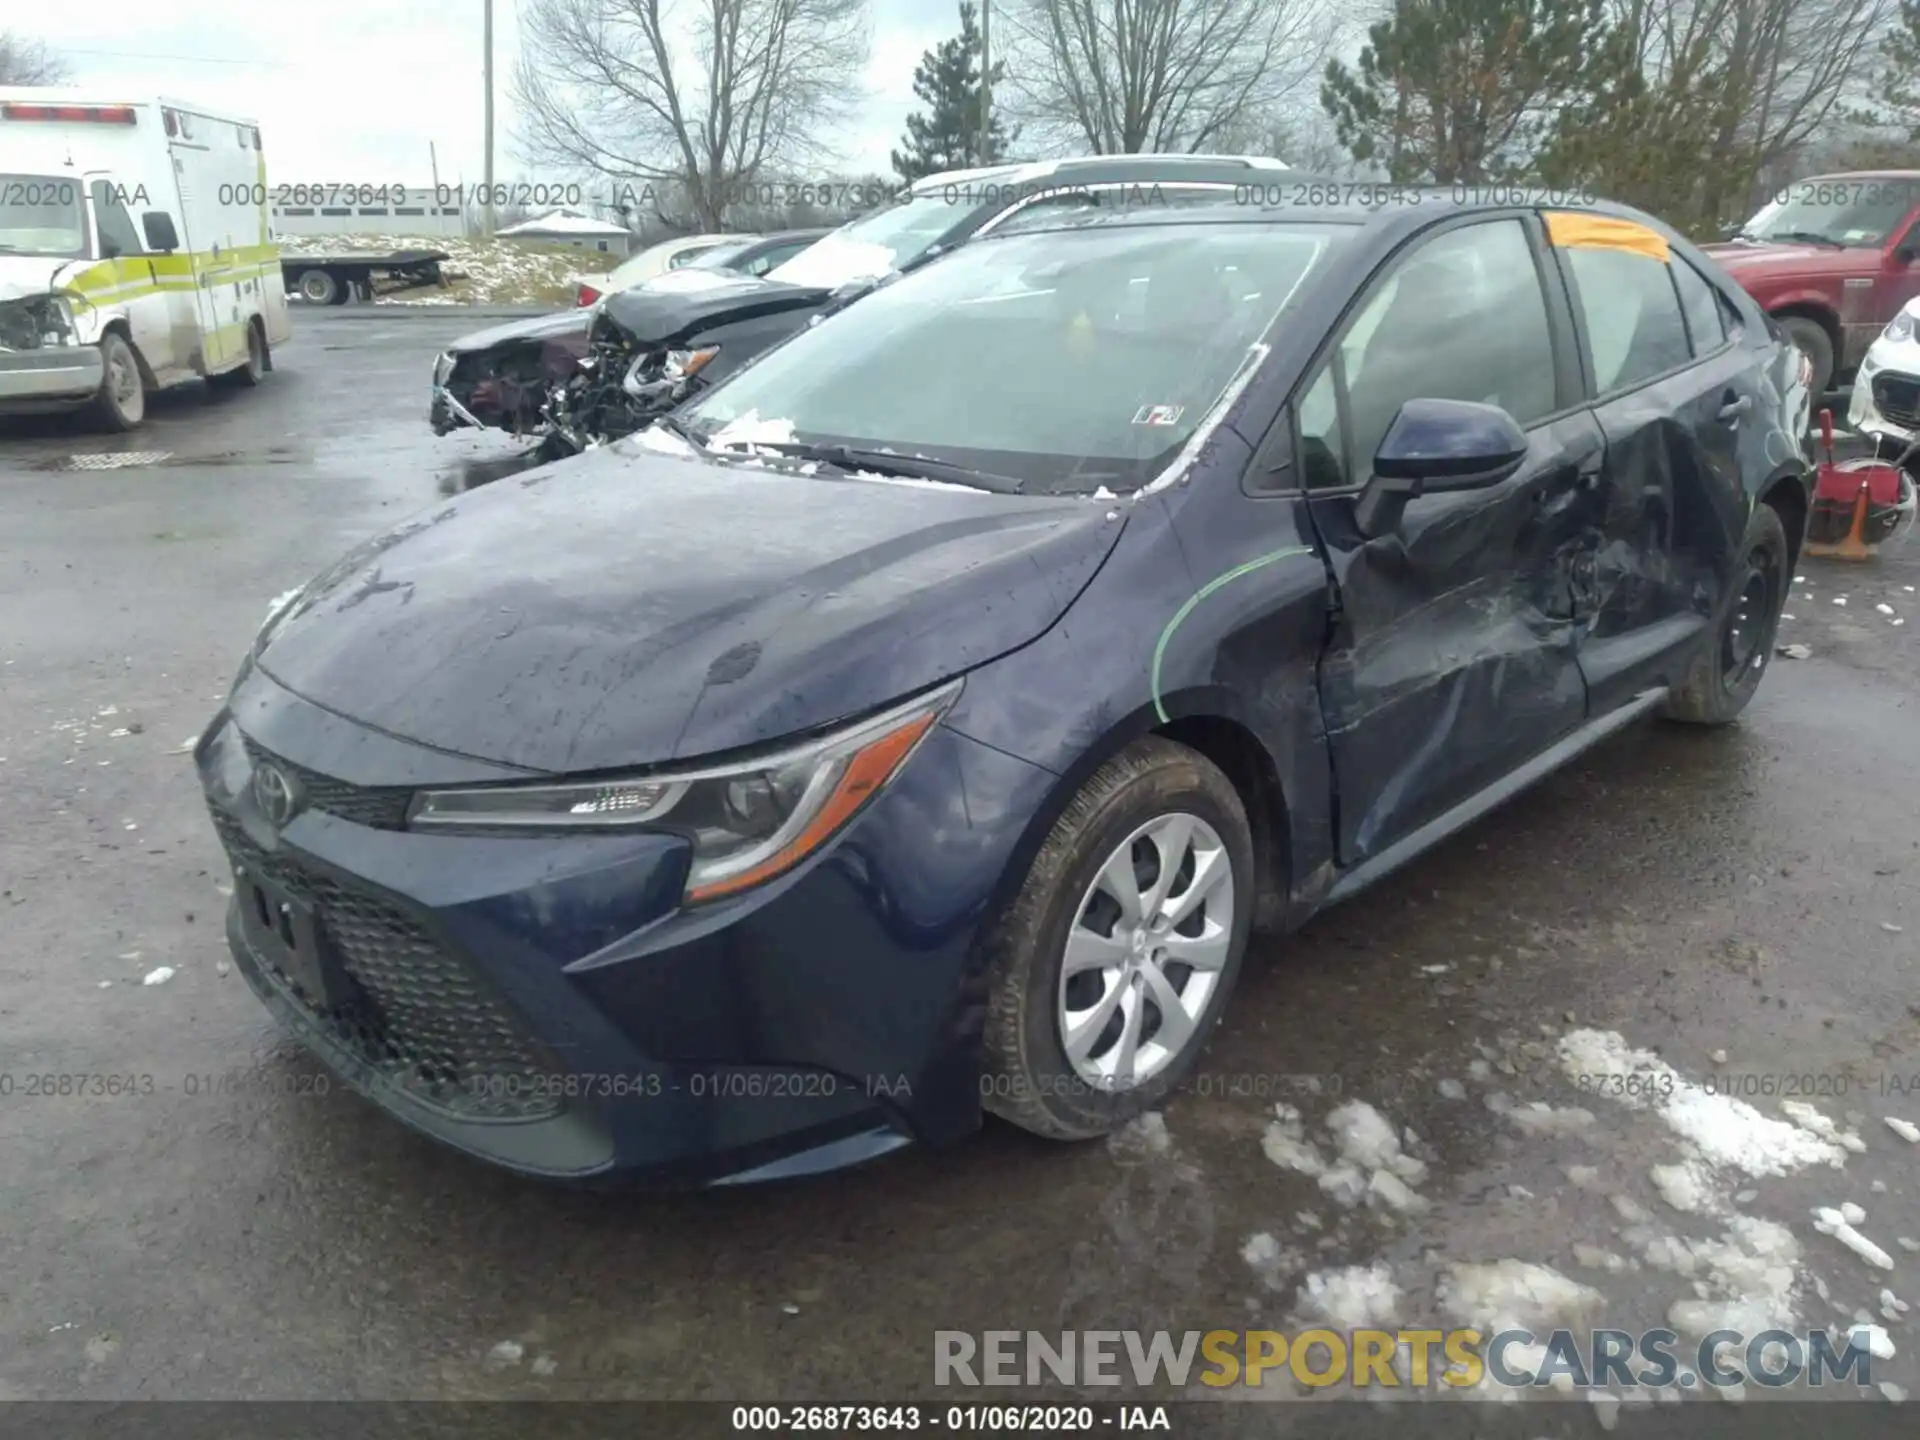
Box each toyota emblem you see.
[252,762,302,827]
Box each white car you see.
[571,233,734,307]
[1849,296,1920,443]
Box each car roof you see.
[907,152,1290,198]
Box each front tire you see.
[1663,502,1790,725]
[1780,316,1834,400]
[980,737,1254,1141]
[90,331,145,431]
[295,268,341,305]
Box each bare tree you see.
[1003,0,1339,154]
[512,0,870,232]
[0,30,70,84]
[1542,0,1897,230]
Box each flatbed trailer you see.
[280,250,451,305]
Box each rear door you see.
[1548,214,1752,715]
[164,105,232,372]
[1297,214,1602,865]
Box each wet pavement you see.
[1,313,1918,1417]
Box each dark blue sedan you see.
[199,191,1812,1184]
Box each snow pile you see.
[708,410,797,453]
[1296,1263,1402,1330]
[1108,1112,1172,1158]
[1261,1100,1432,1216]
[1637,1217,1804,1336]
[1781,1099,1867,1154]
[1439,1259,1607,1335]
[1650,1160,1715,1214]
[1558,1030,1848,1180]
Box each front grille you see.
[243,738,412,830]
[210,806,566,1121]
[1873,372,1920,429]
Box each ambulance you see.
[0,91,291,430]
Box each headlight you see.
[407,678,962,903]
[663,345,719,380]
[1886,312,1915,344]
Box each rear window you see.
[681,220,1349,495]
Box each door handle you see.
[1718,394,1752,422]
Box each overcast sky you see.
[28,0,962,191]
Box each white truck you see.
[0,91,292,430]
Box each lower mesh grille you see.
[1873,373,1920,429]
[210,805,566,1121]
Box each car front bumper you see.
[0,344,104,411]
[197,665,1054,1185]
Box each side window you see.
[90,180,144,258]
[1672,260,1724,354]
[1562,246,1692,392]
[1295,365,1347,491]
[1308,218,1558,487]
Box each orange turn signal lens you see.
[685,709,940,903]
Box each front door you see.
[1297,215,1600,864]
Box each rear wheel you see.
[90,331,145,431]
[295,268,341,305]
[1663,503,1790,725]
[1780,315,1834,400]
[210,322,266,389]
[980,737,1253,1140]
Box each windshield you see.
[680,220,1347,494]
[0,175,86,258]
[766,193,964,284]
[687,238,758,271]
[1741,179,1920,247]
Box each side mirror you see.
[1896,243,1919,267]
[1354,398,1529,537]
[141,211,179,253]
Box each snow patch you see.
[141,967,174,986]
[1647,1216,1803,1335]
[1438,1259,1605,1335]
[1814,1206,1895,1269]
[1296,1263,1402,1329]
[708,410,797,452]
[1559,1029,1846,1175]
[1650,1160,1715,1213]
[1504,1101,1596,1137]
[1886,1116,1920,1143]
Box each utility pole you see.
[977,0,991,166]
[483,0,496,235]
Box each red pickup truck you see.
[1700,171,1920,400]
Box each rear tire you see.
[295,268,341,305]
[89,331,145,432]
[1780,316,1834,400]
[979,737,1254,1141]
[210,322,266,389]
[1663,502,1790,726]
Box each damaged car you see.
[429,153,1295,455]
[203,192,1809,1186]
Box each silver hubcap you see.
[1058,812,1235,1090]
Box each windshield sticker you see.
[1543,211,1670,263]
[1133,404,1185,427]
[1843,229,1874,244]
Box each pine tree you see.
[891,3,1012,184]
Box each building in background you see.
[495,210,636,255]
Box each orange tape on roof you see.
[1544,211,1670,263]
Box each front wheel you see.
[90,332,145,431]
[1663,502,1790,725]
[1780,316,1834,400]
[980,737,1254,1140]
[295,268,341,305]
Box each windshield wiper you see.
[776,442,1027,494]
[1766,229,1846,249]
[650,413,707,448]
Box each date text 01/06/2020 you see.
[728,1404,1171,1432]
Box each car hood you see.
[599,276,832,345]
[0,255,85,302]
[256,446,1125,773]
[1698,239,1873,279]
[448,307,591,354]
